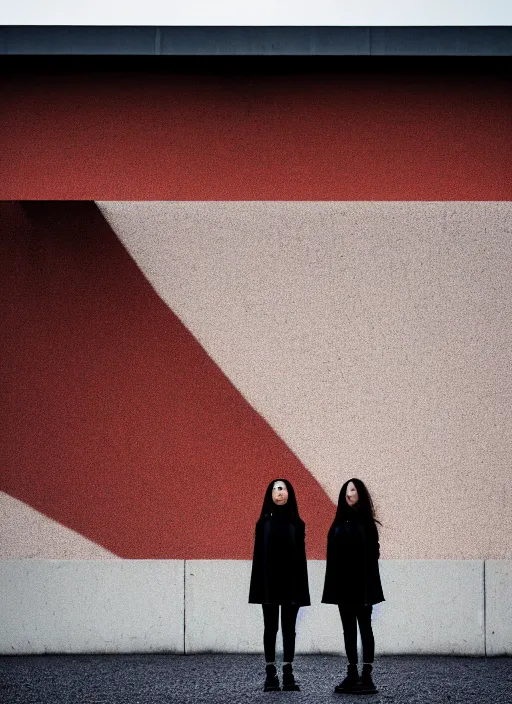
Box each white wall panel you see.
[375,560,484,655]
[0,559,489,654]
[185,560,261,653]
[185,560,485,655]
[185,560,345,654]
[485,560,512,655]
[0,560,184,654]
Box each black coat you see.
[321,510,384,606]
[249,512,311,606]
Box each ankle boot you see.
[282,663,300,691]
[334,663,360,693]
[263,663,280,692]
[358,664,377,694]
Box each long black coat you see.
[249,513,311,606]
[321,511,384,606]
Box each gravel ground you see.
[1,654,511,704]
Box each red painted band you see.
[1,63,511,200]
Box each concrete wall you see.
[0,560,184,654]
[485,561,512,656]
[1,560,510,655]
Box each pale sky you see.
[1,0,511,27]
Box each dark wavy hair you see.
[334,477,381,526]
[259,478,302,522]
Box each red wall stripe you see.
[0,201,334,559]
[1,64,511,200]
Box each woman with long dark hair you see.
[322,478,384,695]
[249,479,310,692]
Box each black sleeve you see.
[325,524,335,563]
[296,519,307,556]
[366,519,380,559]
[252,520,264,561]
[248,520,264,603]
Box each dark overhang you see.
[1,26,511,55]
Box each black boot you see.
[357,664,377,695]
[334,663,360,693]
[264,663,281,692]
[282,663,300,691]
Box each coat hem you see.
[321,597,385,606]
[249,600,311,606]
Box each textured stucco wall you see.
[2,65,511,201]
[0,493,117,559]
[0,201,333,560]
[100,201,512,560]
[1,64,511,567]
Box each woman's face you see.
[272,480,289,506]
[345,481,359,507]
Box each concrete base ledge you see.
[185,560,485,655]
[374,560,484,655]
[1,560,510,655]
[0,560,184,654]
[486,560,512,655]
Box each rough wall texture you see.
[1,201,511,559]
[1,63,511,560]
[100,201,512,559]
[1,64,511,200]
[0,201,333,559]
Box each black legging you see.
[262,604,300,663]
[338,605,374,664]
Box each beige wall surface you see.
[0,492,118,559]
[99,201,512,560]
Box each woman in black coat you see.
[249,478,310,692]
[322,478,384,695]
